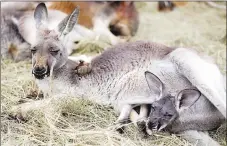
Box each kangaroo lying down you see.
[10,3,226,145]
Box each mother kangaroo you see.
[12,3,226,143]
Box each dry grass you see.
[1,2,226,146]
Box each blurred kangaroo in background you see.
[128,71,224,146]
[19,1,139,47]
[10,3,226,145]
[1,1,139,61]
[4,1,139,37]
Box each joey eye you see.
[50,50,60,56]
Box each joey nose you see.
[33,66,46,75]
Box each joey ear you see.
[34,3,48,29]
[58,6,80,37]
[145,71,164,99]
[175,89,201,112]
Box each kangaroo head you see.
[144,71,201,133]
[31,3,79,79]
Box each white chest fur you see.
[35,77,77,97]
[35,76,111,106]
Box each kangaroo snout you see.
[33,66,47,75]
[32,65,50,79]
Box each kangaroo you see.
[11,3,226,143]
[129,71,224,146]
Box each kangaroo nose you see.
[32,66,46,75]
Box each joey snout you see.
[146,118,163,132]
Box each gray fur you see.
[34,3,48,29]
[57,15,71,36]
[60,7,80,36]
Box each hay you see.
[1,2,226,146]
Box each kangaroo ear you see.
[145,71,164,99]
[34,3,48,29]
[58,6,80,37]
[175,89,201,112]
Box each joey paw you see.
[75,60,92,75]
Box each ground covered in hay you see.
[1,2,226,146]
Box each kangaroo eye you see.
[50,50,60,56]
